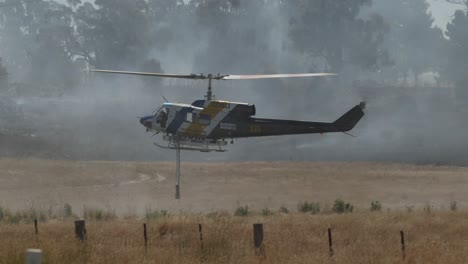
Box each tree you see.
[446,0,467,6]
[288,0,390,73]
[444,9,468,100]
[0,0,81,92]
[145,0,185,51]
[0,0,31,80]
[189,0,276,73]
[0,58,8,91]
[26,1,80,90]
[370,0,446,86]
[73,0,152,69]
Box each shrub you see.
[261,208,273,216]
[47,205,54,219]
[234,205,249,216]
[83,206,117,221]
[123,208,138,220]
[9,211,22,224]
[370,201,382,212]
[145,209,169,220]
[2,208,12,223]
[450,201,458,212]
[36,210,47,222]
[405,205,414,213]
[16,207,47,223]
[333,199,353,214]
[279,205,289,214]
[64,203,73,218]
[423,202,432,214]
[0,208,31,224]
[206,210,230,219]
[297,201,321,214]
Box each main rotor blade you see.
[90,69,208,79]
[90,69,337,80]
[222,73,337,80]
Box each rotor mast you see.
[205,74,214,101]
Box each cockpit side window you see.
[197,114,210,125]
[186,112,193,122]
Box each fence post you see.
[26,249,42,264]
[328,227,334,257]
[400,230,405,261]
[74,220,87,241]
[253,223,265,256]
[143,223,148,254]
[199,224,203,249]
[34,219,38,235]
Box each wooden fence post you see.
[143,223,148,254]
[328,227,334,257]
[253,223,265,256]
[34,219,38,235]
[74,220,87,241]
[199,224,203,249]
[400,230,406,261]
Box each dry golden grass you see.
[2,159,468,263]
[2,212,468,264]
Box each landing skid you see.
[154,135,228,152]
[153,142,226,152]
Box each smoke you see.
[1,0,467,165]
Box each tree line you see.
[0,0,466,94]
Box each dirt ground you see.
[1,159,467,215]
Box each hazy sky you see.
[54,0,461,30]
[427,0,461,29]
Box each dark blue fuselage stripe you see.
[166,108,194,134]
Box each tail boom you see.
[212,102,365,138]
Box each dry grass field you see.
[1,159,468,214]
[2,159,468,263]
[2,212,468,264]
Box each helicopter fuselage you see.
[139,99,365,151]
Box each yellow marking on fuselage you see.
[184,101,227,137]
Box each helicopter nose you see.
[139,115,153,129]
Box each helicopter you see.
[91,69,366,199]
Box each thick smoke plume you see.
[0,0,467,165]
